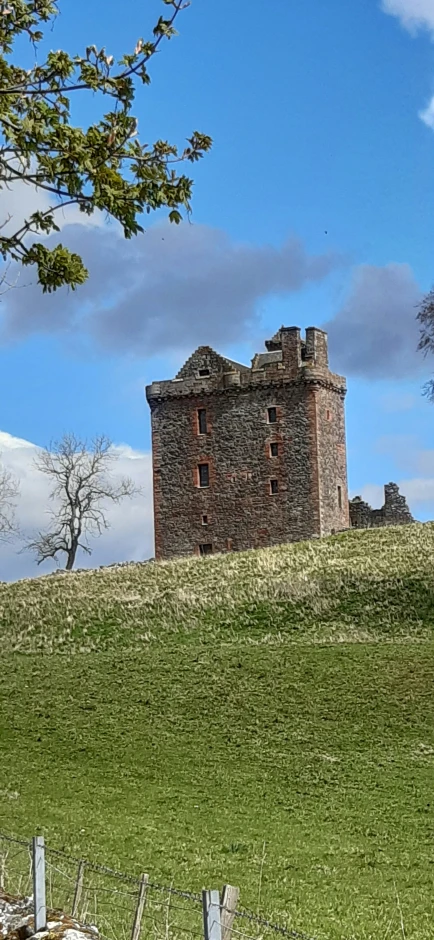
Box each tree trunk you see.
[65,540,78,570]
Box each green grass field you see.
[1,524,434,940]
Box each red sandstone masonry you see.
[305,385,322,536]
[146,327,349,560]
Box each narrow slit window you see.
[198,463,209,488]
[267,407,277,424]
[337,485,342,509]
[326,409,331,420]
[198,408,207,434]
[202,514,208,526]
[199,543,213,556]
[270,442,279,457]
[270,479,279,495]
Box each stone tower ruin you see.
[145,326,350,560]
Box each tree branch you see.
[25,433,142,569]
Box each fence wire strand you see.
[0,831,315,940]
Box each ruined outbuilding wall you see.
[349,483,414,529]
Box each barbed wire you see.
[0,830,316,940]
[46,863,137,901]
[44,845,202,903]
[0,835,200,904]
[0,833,30,849]
[233,907,315,940]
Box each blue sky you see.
[1,0,434,577]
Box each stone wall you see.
[349,483,414,529]
[146,327,349,560]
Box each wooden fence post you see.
[0,850,6,891]
[131,874,148,940]
[72,860,86,919]
[202,890,222,940]
[32,836,46,932]
[220,885,239,940]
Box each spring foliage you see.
[0,0,212,292]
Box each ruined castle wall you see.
[349,483,414,529]
[348,497,372,528]
[149,380,322,560]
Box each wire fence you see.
[0,832,315,940]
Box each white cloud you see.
[381,1,434,129]
[381,0,434,35]
[419,94,434,129]
[0,431,153,582]
[0,171,107,249]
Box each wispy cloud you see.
[0,170,105,238]
[381,0,434,35]
[381,1,434,131]
[419,94,434,128]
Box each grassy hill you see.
[1,524,434,940]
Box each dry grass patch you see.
[1,523,433,653]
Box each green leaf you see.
[0,0,211,292]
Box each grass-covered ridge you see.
[1,524,434,940]
[1,522,433,652]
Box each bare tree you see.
[417,287,434,402]
[0,460,19,542]
[25,433,141,571]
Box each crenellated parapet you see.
[146,326,346,405]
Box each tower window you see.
[199,543,213,556]
[326,409,331,420]
[198,463,209,488]
[270,479,279,495]
[338,485,342,509]
[199,368,210,377]
[198,408,207,434]
[270,442,279,457]
[202,514,208,526]
[267,407,277,424]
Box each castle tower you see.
[145,326,349,560]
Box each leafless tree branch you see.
[0,459,20,543]
[417,287,434,403]
[24,432,142,570]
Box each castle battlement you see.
[146,325,350,560]
[145,327,346,405]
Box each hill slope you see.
[1,524,434,940]
[1,522,433,653]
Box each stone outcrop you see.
[349,482,414,529]
[0,892,98,940]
